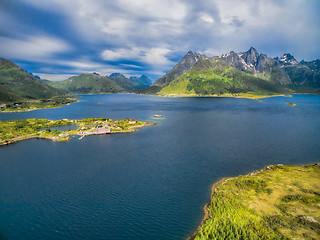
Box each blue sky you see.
[0,0,319,81]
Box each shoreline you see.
[186,177,232,240]
[187,163,320,240]
[136,92,294,100]
[186,177,231,240]
[187,165,270,240]
[1,100,79,113]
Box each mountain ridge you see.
[47,72,152,94]
[142,47,319,97]
[108,73,152,91]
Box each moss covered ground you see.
[192,164,320,240]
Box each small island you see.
[0,118,156,146]
[190,164,320,240]
[153,114,164,118]
[287,102,296,106]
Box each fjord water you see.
[0,94,320,240]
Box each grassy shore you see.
[155,91,291,100]
[190,164,320,240]
[0,118,155,146]
[0,97,77,113]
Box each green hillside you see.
[0,57,65,103]
[48,73,124,94]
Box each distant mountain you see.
[160,56,290,96]
[0,57,65,103]
[48,73,124,94]
[275,54,320,90]
[109,73,152,91]
[129,75,152,88]
[137,51,207,94]
[153,51,208,88]
[141,47,319,96]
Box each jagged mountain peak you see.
[282,53,295,60]
[247,46,259,54]
[220,48,291,84]
[138,75,152,83]
[241,47,259,66]
[277,53,299,66]
[152,51,208,87]
[184,51,208,62]
[109,73,126,78]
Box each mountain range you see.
[0,57,152,105]
[138,47,320,97]
[1,47,319,104]
[47,73,152,94]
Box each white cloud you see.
[58,60,105,70]
[120,64,143,69]
[200,13,215,23]
[101,47,172,66]
[117,0,187,21]
[18,0,188,46]
[0,35,71,61]
[3,0,320,77]
[36,73,76,81]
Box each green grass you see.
[160,77,195,95]
[192,164,320,240]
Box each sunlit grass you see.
[192,164,320,240]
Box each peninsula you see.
[0,118,156,146]
[190,164,320,240]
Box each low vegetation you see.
[0,96,77,112]
[191,164,320,240]
[0,118,153,145]
[287,103,296,106]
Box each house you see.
[96,127,111,134]
[129,121,136,124]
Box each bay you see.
[0,94,319,240]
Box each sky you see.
[0,0,319,81]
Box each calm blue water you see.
[0,94,319,240]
